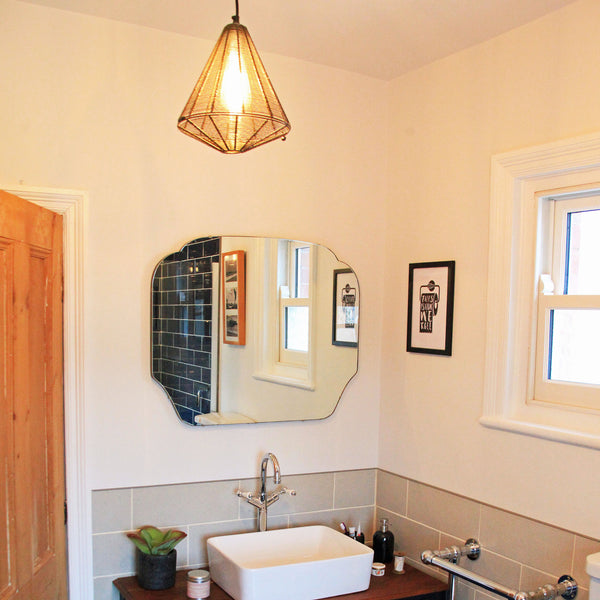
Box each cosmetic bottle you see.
[356,523,365,544]
[372,518,394,563]
[348,526,357,540]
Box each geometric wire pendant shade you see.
[177,5,291,154]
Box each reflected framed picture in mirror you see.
[332,268,359,347]
[222,250,246,345]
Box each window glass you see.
[294,246,310,298]
[285,306,309,352]
[565,209,600,294]
[548,308,600,385]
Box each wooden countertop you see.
[113,563,447,600]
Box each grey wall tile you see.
[334,469,376,508]
[440,534,521,591]
[189,519,256,566]
[573,536,600,584]
[377,508,439,564]
[93,575,121,600]
[480,506,575,576]
[455,579,476,600]
[474,588,501,600]
[408,481,480,541]
[239,472,334,518]
[92,488,132,534]
[93,528,188,578]
[133,480,239,527]
[577,588,590,600]
[521,565,587,600]
[520,565,562,591]
[444,533,522,590]
[289,506,374,539]
[377,470,408,516]
[92,532,136,577]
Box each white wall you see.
[4,0,600,545]
[0,0,386,489]
[380,0,600,540]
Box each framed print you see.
[407,260,455,355]
[222,250,246,345]
[332,268,359,347]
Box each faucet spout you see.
[237,452,294,532]
[260,452,281,501]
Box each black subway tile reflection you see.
[152,236,220,419]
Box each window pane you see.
[566,209,600,294]
[549,308,600,385]
[285,306,309,352]
[295,247,310,298]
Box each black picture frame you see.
[407,260,455,355]
[332,268,359,347]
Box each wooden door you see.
[0,190,67,599]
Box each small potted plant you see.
[126,525,187,590]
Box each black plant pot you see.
[135,548,177,590]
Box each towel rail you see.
[421,540,577,600]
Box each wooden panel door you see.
[0,190,67,599]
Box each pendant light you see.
[177,1,291,154]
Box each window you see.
[482,132,600,449]
[253,238,316,390]
[534,193,600,410]
[279,242,312,366]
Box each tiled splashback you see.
[375,472,598,600]
[151,236,221,424]
[92,469,599,600]
[92,469,376,600]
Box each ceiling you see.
[21,0,578,80]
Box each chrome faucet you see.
[236,452,296,532]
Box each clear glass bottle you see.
[372,518,394,563]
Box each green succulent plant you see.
[126,525,187,556]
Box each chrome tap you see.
[236,452,296,532]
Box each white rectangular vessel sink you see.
[207,525,374,600]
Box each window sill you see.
[253,371,315,391]
[480,411,600,450]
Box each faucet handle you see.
[282,487,296,496]
[236,489,254,500]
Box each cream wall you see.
[380,0,600,540]
[3,0,600,559]
[0,0,385,489]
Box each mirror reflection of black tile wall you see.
[151,237,221,425]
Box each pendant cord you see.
[233,0,240,23]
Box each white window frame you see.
[533,193,600,411]
[482,132,600,449]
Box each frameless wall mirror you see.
[151,236,359,426]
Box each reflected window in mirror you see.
[279,241,314,367]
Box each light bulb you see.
[220,49,251,113]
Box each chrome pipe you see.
[431,539,480,563]
[421,550,577,600]
[448,573,458,600]
[421,552,519,600]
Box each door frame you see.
[2,185,90,599]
